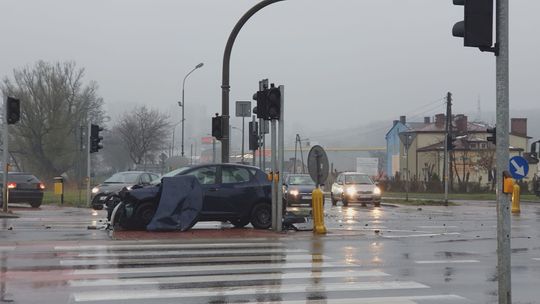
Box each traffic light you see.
[6,97,20,125]
[447,134,457,151]
[90,124,104,153]
[249,121,259,151]
[487,127,496,145]
[267,85,281,120]
[252,91,269,120]
[212,114,224,140]
[452,0,494,48]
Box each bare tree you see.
[1,61,106,182]
[115,106,170,165]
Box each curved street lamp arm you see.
[221,0,285,163]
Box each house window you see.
[470,143,477,149]
[480,143,487,149]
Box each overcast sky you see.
[1,0,539,146]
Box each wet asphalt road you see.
[1,200,540,304]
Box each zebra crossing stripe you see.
[72,262,361,275]
[71,281,429,302]
[76,248,307,257]
[0,246,15,251]
[415,260,479,264]
[69,270,390,287]
[60,254,329,266]
[227,295,469,304]
[55,242,283,251]
[533,258,540,261]
[383,232,460,238]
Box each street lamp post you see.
[181,62,204,158]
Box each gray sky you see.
[1,0,539,146]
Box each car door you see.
[217,165,257,217]
[332,174,344,197]
[183,166,220,215]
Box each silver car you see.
[330,172,381,207]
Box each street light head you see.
[196,63,204,69]
[178,101,183,107]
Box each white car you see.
[330,172,381,207]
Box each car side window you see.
[222,167,251,184]
[140,174,151,184]
[186,167,217,185]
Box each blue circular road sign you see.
[509,156,529,180]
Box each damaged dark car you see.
[110,164,273,231]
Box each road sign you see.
[308,145,329,186]
[235,101,251,117]
[509,156,529,180]
[398,132,416,150]
[356,157,379,176]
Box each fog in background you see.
[2,0,539,151]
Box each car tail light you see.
[7,182,16,189]
[39,183,46,190]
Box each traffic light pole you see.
[270,120,277,231]
[2,98,9,213]
[495,0,511,303]
[445,92,452,206]
[276,85,285,233]
[221,0,284,163]
[86,120,91,207]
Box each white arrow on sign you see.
[511,159,525,176]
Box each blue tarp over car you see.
[146,175,203,231]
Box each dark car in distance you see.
[112,164,272,230]
[0,172,45,208]
[91,171,159,210]
[282,174,316,207]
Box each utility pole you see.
[445,92,452,206]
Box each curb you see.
[0,211,19,219]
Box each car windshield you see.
[2,174,39,183]
[151,167,190,185]
[344,174,372,185]
[288,175,315,185]
[104,172,141,184]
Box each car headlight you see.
[91,187,99,194]
[346,187,356,195]
[373,187,381,195]
[126,186,132,191]
[289,190,299,196]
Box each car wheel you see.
[230,217,250,228]
[330,193,337,206]
[250,203,272,229]
[133,202,157,230]
[374,201,381,207]
[30,201,42,208]
[342,196,349,207]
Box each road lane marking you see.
[0,246,15,251]
[71,281,429,302]
[61,254,329,266]
[383,232,460,238]
[415,259,480,264]
[56,242,283,251]
[417,226,458,229]
[69,270,390,287]
[72,262,362,275]
[533,258,540,261]
[76,248,307,257]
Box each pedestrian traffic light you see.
[90,124,104,153]
[212,114,224,140]
[267,84,281,120]
[6,97,20,125]
[452,0,494,48]
[447,134,457,151]
[249,121,259,151]
[487,127,496,145]
[252,91,269,120]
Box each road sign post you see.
[308,145,329,234]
